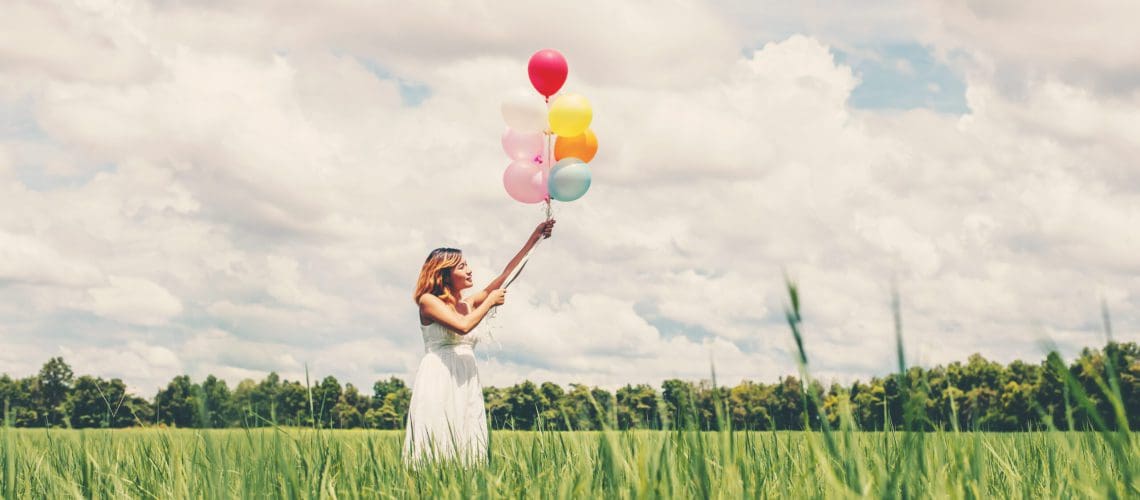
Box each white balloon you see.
[501,94,548,133]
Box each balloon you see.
[501,94,548,132]
[548,94,592,137]
[503,159,548,204]
[548,158,591,202]
[554,128,598,163]
[502,128,544,161]
[528,49,568,97]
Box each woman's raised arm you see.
[471,220,555,307]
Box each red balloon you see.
[528,49,568,98]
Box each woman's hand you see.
[487,288,507,306]
[533,219,556,240]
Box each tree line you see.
[2,342,1137,431]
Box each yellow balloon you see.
[555,128,598,163]
[548,94,592,137]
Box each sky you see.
[1,0,1138,395]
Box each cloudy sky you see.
[1,0,1138,394]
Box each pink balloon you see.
[528,49,568,98]
[501,128,544,161]
[503,159,548,204]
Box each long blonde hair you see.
[413,247,463,305]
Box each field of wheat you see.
[1,425,1137,498]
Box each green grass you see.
[0,427,1136,498]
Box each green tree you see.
[332,383,369,429]
[367,377,410,429]
[1098,342,1139,430]
[333,401,361,428]
[231,379,261,426]
[6,343,1140,431]
[538,382,567,430]
[1071,348,1108,430]
[344,383,371,416]
[772,376,805,430]
[122,394,154,427]
[35,357,73,427]
[1007,359,1041,386]
[372,377,406,408]
[661,379,695,429]
[820,384,848,429]
[67,376,133,428]
[365,386,411,429]
[230,373,283,426]
[850,379,885,430]
[277,380,310,426]
[961,386,999,430]
[728,381,773,430]
[591,387,616,427]
[483,386,510,429]
[923,366,951,429]
[0,375,39,427]
[503,381,542,430]
[1117,344,1140,429]
[961,354,1006,392]
[562,384,607,430]
[615,384,658,430]
[1037,351,1070,429]
[0,375,17,424]
[990,380,1035,430]
[311,376,342,428]
[692,381,730,430]
[155,375,197,428]
[198,375,234,428]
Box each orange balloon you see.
[554,129,598,163]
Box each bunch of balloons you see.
[500,49,597,206]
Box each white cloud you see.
[923,0,1140,95]
[476,289,762,389]
[854,214,942,278]
[59,340,183,392]
[86,276,183,326]
[180,329,302,376]
[0,230,103,287]
[0,0,160,85]
[0,1,1137,396]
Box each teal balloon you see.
[548,158,591,202]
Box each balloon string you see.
[544,121,553,221]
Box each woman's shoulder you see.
[418,293,467,308]
[417,294,435,326]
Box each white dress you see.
[402,320,489,467]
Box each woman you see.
[403,219,555,466]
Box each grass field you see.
[1,426,1137,498]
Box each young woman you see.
[403,219,555,466]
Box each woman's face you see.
[449,258,473,291]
